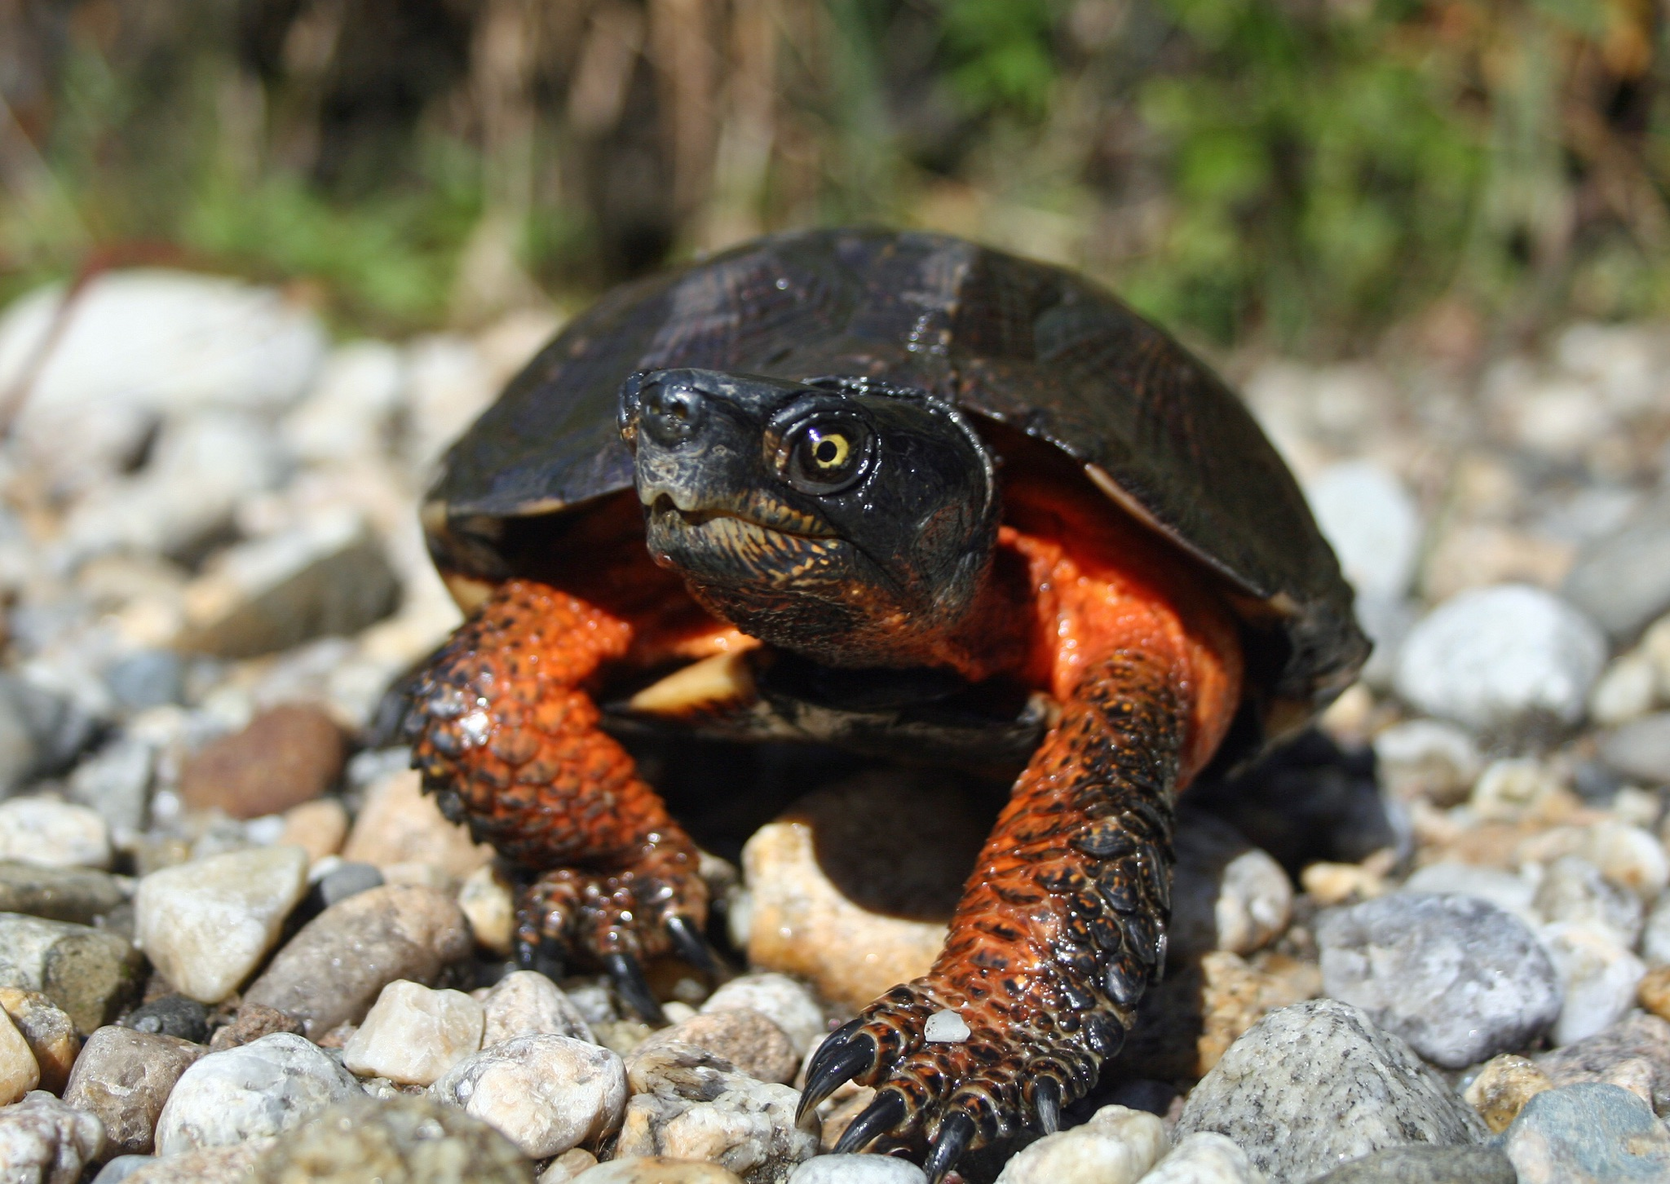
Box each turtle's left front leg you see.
[799,646,1190,1177]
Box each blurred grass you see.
[1,0,1667,351]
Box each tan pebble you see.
[341,769,493,878]
[539,1148,599,1183]
[1464,1053,1552,1133]
[459,863,515,956]
[178,704,345,819]
[277,799,348,862]
[592,1020,654,1058]
[571,1158,743,1184]
[626,1009,797,1084]
[1300,861,1386,906]
[0,1006,40,1103]
[380,861,458,894]
[1638,965,1670,1021]
[0,989,79,1093]
[122,1137,273,1183]
[1197,951,1319,1076]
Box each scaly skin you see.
[405,578,708,967]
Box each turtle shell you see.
[428,228,1368,747]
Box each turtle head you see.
[619,368,999,669]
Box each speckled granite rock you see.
[253,1093,534,1183]
[1309,1145,1517,1183]
[1174,1000,1487,1182]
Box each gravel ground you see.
[0,271,1664,1183]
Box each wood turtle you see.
[404,228,1368,1177]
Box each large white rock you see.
[430,1033,627,1158]
[1395,585,1607,733]
[993,1104,1167,1184]
[0,271,325,491]
[0,797,112,869]
[481,970,595,1047]
[153,1032,359,1153]
[135,845,309,1003]
[342,980,484,1085]
[1305,461,1422,600]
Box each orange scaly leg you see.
[404,578,710,1015]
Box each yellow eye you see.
[809,432,849,469]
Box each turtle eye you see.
[781,420,870,494]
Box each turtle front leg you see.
[404,578,710,1019]
[800,648,1186,1178]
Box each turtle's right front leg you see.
[404,578,710,1018]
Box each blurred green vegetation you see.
[1,0,1666,351]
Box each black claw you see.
[797,1021,876,1120]
[1033,1076,1062,1134]
[604,952,666,1024]
[666,915,722,976]
[832,1088,907,1154]
[924,1112,976,1184]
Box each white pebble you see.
[1214,847,1293,955]
[430,1033,627,1158]
[701,974,826,1057]
[135,845,310,1003]
[459,863,515,957]
[787,1155,927,1183]
[1644,895,1670,967]
[154,1032,359,1154]
[0,797,112,870]
[1305,461,1422,601]
[1399,862,1539,928]
[1142,1131,1269,1183]
[1395,585,1606,733]
[1591,652,1659,726]
[1470,758,1562,821]
[1581,821,1669,900]
[993,1104,1167,1184]
[482,971,596,1047]
[923,1009,970,1043]
[0,1091,105,1184]
[1540,922,1647,1045]
[342,980,484,1085]
[1373,720,1482,805]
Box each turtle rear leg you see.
[799,646,1195,1177]
[404,578,711,1018]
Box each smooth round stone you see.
[992,1104,1166,1184]
[122,994,211,1043]
[1174,1000,1487,1182]
[1169,814,1293,960]
[0,797,112,870]
[0,861,128,926]
[1310,1145,1517,1183]
[429,1034,627,1158]
[177,705,345,820]
[1398,863,1538,927]
[1600,714,1670,784]
[1590,653,1658,726]
[1305,461,1422,600]
[1395,585,1606,733]
[1581,822,1669,900]
[786,1155,927,1183]
[1317,894,1559,1068]
[135,845,310,1003]
[276,799,348,863]
[1465,1054,1553,1134]
[0,988,79,1093]
[1504,1082,1670,1183]
[242,883,472,1038]
[342,980,484,1086]
[481,971,595,1046]
[0,1090,106,1182]
[1470,757,1562,820]
[539,1149,599,1183]
[1562,490,1670,644]
[153,1032,360,1154]
[317,861,384,908]
[570,1160,742,1184]
[1532,856,1642,948]
[254,1093,534,1184]
[0,1006,39,1104]
[90,1156,152,1184]
[63,1026,204,1155]
[1373,720,1481,805]
[1540,924,1646,1046]
[1140,1132,1265,1184]
[700,974,825,1058]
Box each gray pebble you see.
[1533,855,1642,947]
[253,1092,534,1183]
[242,883,472,1038]
[1599,713,1670,785]
[122,994,210,1043]
[1642,893,1670,966]
[1305,461,1422,601]
[90,1157,153,1184]
[1502,1082,1670,1182]
[0,860,128,925]
[63,1025,205,1155]
[1394,584,1606,735]
[1562,489,1670,645]
[1397,863,1537,927]
[103,651,185,712]
[0,1089,106,1184]
[153,1031,360,1154]
[1174,999,1488,1182]
[1308,1145,1517,1183]
[1317,894,1559,1068]
[317,860,384,907]
[0,911,144,1034]
[66,737,153,835]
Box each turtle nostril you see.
[640,383,705,447]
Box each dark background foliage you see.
[1,0,1666,351]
